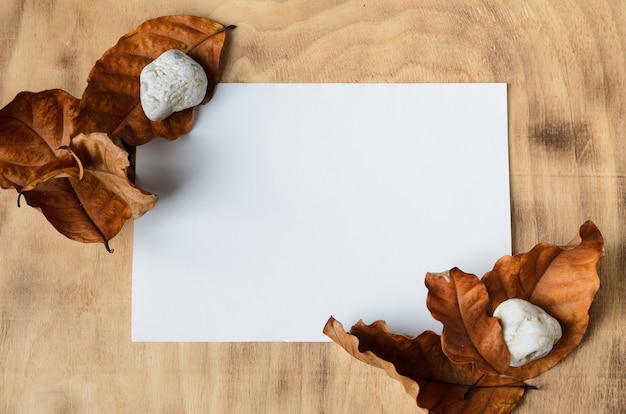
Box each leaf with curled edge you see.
[72,15,235,146]
[70,132,157,219]
[21,175,131,250]
[20,132,157,251]
[0,89,79,190]
[18,149,84,200]
[425,268,511,376]
[323,317,528,414]
[481,220,604,381]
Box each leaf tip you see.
[323,316,344,340]
[426,270,451,282]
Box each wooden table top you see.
[0,1,623,413]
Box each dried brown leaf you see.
[324,317,527,414]
[425,269,511,375]
[21,132,157,250]
[0,90,79,189]
[19,151,83,196]
[72,15,233,146]
[22,176,131,249]
[71,132,157,219]
[482,220,604,380]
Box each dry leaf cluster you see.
[0,16,233,251]
[324,221,604,413]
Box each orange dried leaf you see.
[425,268,511,376]
[71,132,157,219]
[21,132,157,250]
[0,90,79,189]
[482,220,604,380]
[324,317,527,414]
[19,150,83,197]
[72,15,233,146]
[22,177,132,249]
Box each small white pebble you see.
[493,298,562,367]
[140,49,208,121]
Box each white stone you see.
[140,49,208,121]
[493,298,563,367]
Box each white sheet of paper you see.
[132,83,510,342]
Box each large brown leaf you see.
[425,269,511,376]
[18,151,84,195]
[22,176,130,249]
[482,220,604,380]
[323,317,528,414]
[21,132,157,250]
[72,15,234,146]
[0,90,79,189]
[71,132,157,219]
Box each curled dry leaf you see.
[21,175,129,250]
[71,133,157,220]
[72,15,234,146]
[323,318,527,414]
[324,221,604,413]
[0,90,79,189]
[0,90,157,250]
[21,132,157,251]
[425,269,511,376]
[19,150,84,196]
[482,220,604,380]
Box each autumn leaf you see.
[18,149,83,198]
[324,222,604,413]
[0,90,79,189]
[20,132,157,250]
[425,269,511,376]
[482,220,604,380]
[72,15,234,146]
[0,88,155,250]
[21,176,130,249]
[71,132,157,219]
[323,317,528,414]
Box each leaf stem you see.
[495,383,539,391]
[464,374,485,400]
[465,379,539,399]
[104,240,114,253]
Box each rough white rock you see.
[493,298,563,367]
[140,49,208,121]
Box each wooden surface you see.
[0,1,624,413]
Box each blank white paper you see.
[132,83,510,342]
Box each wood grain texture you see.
[0,1,624,413]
